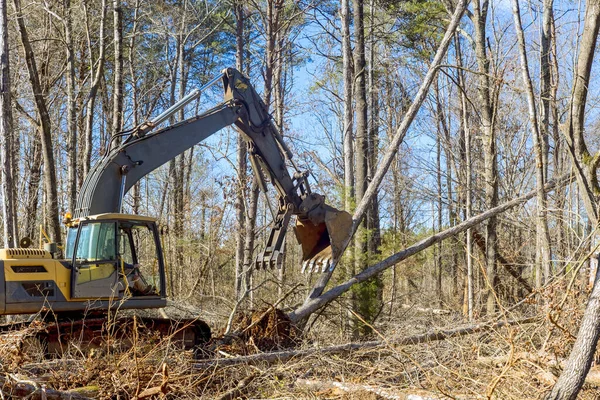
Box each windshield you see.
[74,222,117,262]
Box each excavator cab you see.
[65,214,166,305]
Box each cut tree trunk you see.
[291,174,571,324]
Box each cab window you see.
[118,228,134,265]
[75,222,117,262]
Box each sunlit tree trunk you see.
[234,0,247,300]
[83,0,107,177]
[511,0,552,286]
[472,0,498,315]
[0,0,15,248]
[13,0,61,243]
[64,0,77,213]
[547,0,600,397]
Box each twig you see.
[214,372,259,400]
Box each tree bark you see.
[234,0,246,301]
[455,33,473,320]
[511,0,552,286]
[64,0,77,213]
[0,0,15,248]
[13,0,61,243]
[111,0,124,146]
[472,0,499,315]
[342,0,353,214]
[83,0,107,178]
[547,0,600,397]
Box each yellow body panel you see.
[4,259,71,299]
[0,248,52,260]
[1,258,125,301]
[76,263,115,284]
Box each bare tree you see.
[511,0,552,286]
[471,0,499,315]
[83,0,107,177]
[234,0,247,300]
[64,0,77,212]
[13,0,61,243]
[546,0,600,397]
[0,0,16,248]
[112,0,124,143]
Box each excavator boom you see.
[74,68,351,271]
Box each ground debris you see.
[213,307,299,355]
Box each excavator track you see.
[0,313,211,358]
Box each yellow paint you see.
[4,259,71,300]
[0,249,51,260]
[76,263,115,284]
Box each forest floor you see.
[0,285,597,399]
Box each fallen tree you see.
[290,174,572,324]
[194,317,536,369]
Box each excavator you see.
[0,68,352,352]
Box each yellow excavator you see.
[0,68,351,349]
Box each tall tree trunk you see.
[472,0,498,315]
[0,0,15,248]
[128,0,141,214]
[456,34,473,320]
[352,0,370,337]
[511,0,552,287]
[64,0,77,213]
[263,0,282,108]
[342,0,354,214]
[83,0,107,178]
[13,0,61,243]
[341,0,355,334]
[435,80,443,307]
[366,0,382,311]
[112,0,123,146]
[234,0,247,300]
[546,0,600,397]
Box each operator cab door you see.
[71,221,120,299]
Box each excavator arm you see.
[74,68,351,271]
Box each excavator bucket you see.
[295,206,353,273]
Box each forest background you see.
[2,0,600,398]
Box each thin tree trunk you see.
[111,0,123,145]
[472,0,498,315]
[0,0,15,248]
[128,0,141,214]
[83,0,107,178]
[366,0,382,313]
[341,0,355,334]
[13,0,61,243]
[64,0,77,213]
[352,0,371,337]
[24,136,42,239]
[511,0,552,287]
[456,33,473,320]
[234,0,246,301]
